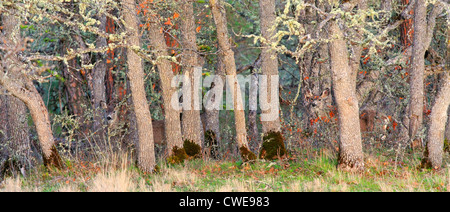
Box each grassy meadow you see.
[1,147,450,192]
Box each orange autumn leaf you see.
[106,59,111,64]
[196,26,201,33]
[392,121,397,130]
[329,111,334,118]
[164,18,172,26]
[173,12,180,19]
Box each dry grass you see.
[1,149,450,192]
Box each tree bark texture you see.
[422,73,450,169]
[328,20,364,172]
[180,0,203,147]
[408,1,443,140]
[147,12,184,155]
[210,0,253,158]
[259,0,281,134]
[122,0,156,172]
[0,13,61,168]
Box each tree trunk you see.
[446,109,450,143]
[422,21,450,169]
[122,0,156,173]
[92,15,108,144]
[259,0,281,134]
[0,14,32,172]
[60,39,90,143]
[0,13,61,168]
[0,96,32,173]
[400,0,413,49]
[248,72,259,153]
[422,73,450,169]
[408,0,426,141]
[180,0,203,148]
[210,0,255,161]
[147,13,183,155]
[408,1,443,141]
[328,20,364,172]
[204,53,225,157]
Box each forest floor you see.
[1,147,450,192]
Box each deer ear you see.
[321,89,330,98]
[100,100,107,109]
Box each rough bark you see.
[422,73,450,169]
[248,72,259,153]
[259,0,281,134]
[0,96,32,172]
[147,13,183,155]
[0,13,61,168]
[122,0,156,173]
[92,15,108,144]
[204,53,224,155]
[422,21,450,169]
[446,109,450,142]
[408,0,426,141]
[0,14,32,172]
[210,0,254,160]
[328,20,364,172]
[180,0,203,147]
[408,1,443,140]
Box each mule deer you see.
[305,89,389,135]
[104,103,166,145]
[305,88,332,120]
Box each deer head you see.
[102,101,118,127]
[103,101,166,145]
[305,88,331,119]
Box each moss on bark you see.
[259,131,286,160]
[183,139,201,158]
[167,146,188,165]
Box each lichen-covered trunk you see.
[422,73,450,169]
[122,0,156,173]
[248,73,259,153]
[147,16,183,155]
[0,95,32,170]
[26,89,62,168]
[0,13,61,169]
[210,0,254,161]
[204,53,225,156]
[328,20,364,172]
[259,0,281,135]
[408,0,426,141]
[180,1,203,148]
[0,78,62,168]
[422,24,450,169]
[92,15,108,143]
[0,14,32,171]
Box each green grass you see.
[1,149,450,192]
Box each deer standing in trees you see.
[304,89,390,138]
